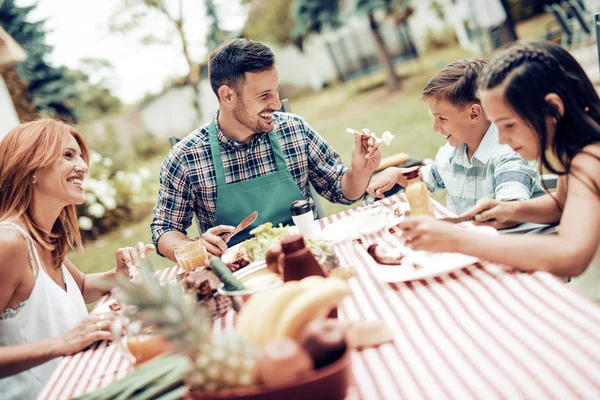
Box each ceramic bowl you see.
[186,347,351,400]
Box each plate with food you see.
[221,222,334,267]
[366,243,478,283]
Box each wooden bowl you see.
[186,347,351,400]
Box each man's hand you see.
[351,129,381,174]
[202,225,235,256]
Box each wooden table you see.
[39,194,600,400]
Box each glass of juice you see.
[174,238,208,272]
[112,318,171,366]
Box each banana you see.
[251,281,306,347]
[274,278,351,340]
[298,275,325,288]
[236,289,275,341]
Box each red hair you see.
[0,119,90,268]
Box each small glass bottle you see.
[279,234,327,282]
[402,166,435,217]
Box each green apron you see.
[208,119,305,246]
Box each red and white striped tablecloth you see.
[39,194,600,399]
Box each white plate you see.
[371,246,478,283]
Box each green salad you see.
[241,222,334,262]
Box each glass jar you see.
[174,238,208,272]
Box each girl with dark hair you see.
[398,40,600,300]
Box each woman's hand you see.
[367,168,400,198]
[202,225,235,256]
[461,198,518,226]
[398,216,463,253]
[116,242,156,278]
[57,313,115,356]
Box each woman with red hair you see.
[0,119,153,399]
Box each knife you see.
[221,211,259,243]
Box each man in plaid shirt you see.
[152,39,381,260]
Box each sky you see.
[17,0,248,104]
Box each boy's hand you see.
[367,168,402,198]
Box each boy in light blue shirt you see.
[367,59,544,228]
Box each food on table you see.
[240,269,282,291]
[188,333,261,393]
[256,337,313,387]
[234,222,335,264]
[236,277,350,346]
[226,246,251,272]
[179,268,219,302]
[265,242,282,274]
[107,299,121,312]
[237,281,305,347]
[241,222,291,262]
[393,204,405,218]
[367,244,405,265]
[209,257,246,291]
[126,334,172,365]
[274,277,351,340]
[300,319,348,369]
[402,166,435,217]
[345,320,393,349]
[280,234,327,282]
[345,127,395,146]
[328,265,356,280]
[381,130,396,146]
[174,238,208,272]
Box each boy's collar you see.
[448,124,498,165]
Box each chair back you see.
[546,4,574,38]
[565,0,592,35]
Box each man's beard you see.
[233,100,274,134]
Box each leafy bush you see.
[77,150,157,241]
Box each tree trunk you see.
[499,0,518,41]
[367,12,401,92]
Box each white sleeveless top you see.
[570,246,600,301]
[0,222,88,400]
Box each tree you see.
[64,58,122,123]
[0,0,78,121]
[110,0,201,121]
[243,0,296,46]
[291,0,408,91]
[354,0,402,91]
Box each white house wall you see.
[0,75,20,139]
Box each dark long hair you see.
[478,40,600,178]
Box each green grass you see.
[71,16,551,274]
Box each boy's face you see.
[427,97,475,147]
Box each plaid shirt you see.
[151,112,353,246]
[420,124,545,215]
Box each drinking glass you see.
[174,238,208,272]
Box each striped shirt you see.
[420,124,545,215]
[151,112,353,246]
